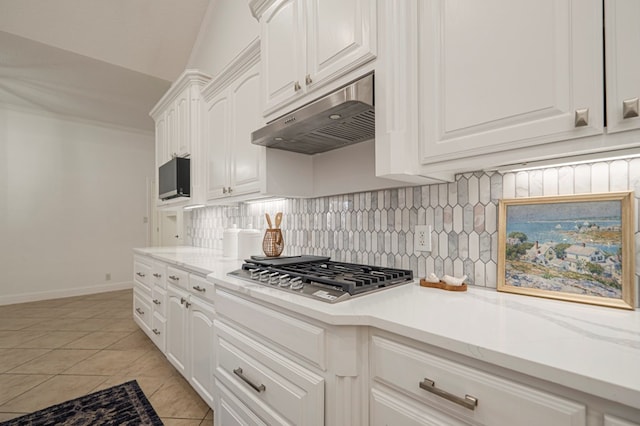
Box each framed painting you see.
[498,192,635,309]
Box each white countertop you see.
[135,246,640,409]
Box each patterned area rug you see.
[0,380,163,426]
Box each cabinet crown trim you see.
[202,38,261,101]
[150,69,212,119]
[248,0,273,20]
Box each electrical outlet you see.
[105,273,111,281]
[414,225,432,252]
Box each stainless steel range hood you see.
[251,74,374,155]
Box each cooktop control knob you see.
[268,272,280,285]
[278,274,291,287]
[259,270,270,282]
[290,277,303,290]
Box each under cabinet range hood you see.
[251,74,374,155]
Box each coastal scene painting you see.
[497,192,635,309]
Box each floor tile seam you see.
[0,373,59,409]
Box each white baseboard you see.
[0,281,134,306]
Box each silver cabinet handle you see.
[152,328,161,335]
[136,272,145,277]
[135,308,144,315]
[222,187,228,194]
[180,297,186,305]
[227,187,233,194]
[305,74,312,85]
[185,301,191,308]
[419,378,478,411]
[153,273,162,278]
[623,97,639,119]
[574,108,589,127]
[192,285,206,292]
[153,299,161,305]
[169,275,179,281]
[233,368,266,393]
[294,81,301,91]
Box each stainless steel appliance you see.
[158,157,190,200]
[228,255,413,303]
[250,74,374,155]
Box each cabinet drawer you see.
[215,319,324,426]
[189,274,214,304]
[151,312,166,353]
[151,286,167,317]
[133,259,152,292]
[166,266,189,290]
[370,335,586,426]
[216,379,269,426]
[215,289,326,369]
[133,289,152,331]
[151,261,166,289]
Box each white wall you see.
[0,106,154,304]
[187,0,259,77]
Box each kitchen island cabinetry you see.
[250,0,376,120]
[376,0,640,182]
[133,256,167,351]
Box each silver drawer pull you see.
[152,328,161,335]
[152,299,161,305]
[574,108,589,127]
[136,272,145,277]
[135,308,144,315]
[233,368,266,393]
[169,275,179,281]
[153,273,162,278]
[180,297,186,305]
[192,285,206,292]
[419,378,478,411]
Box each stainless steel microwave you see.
[159,157,190,200]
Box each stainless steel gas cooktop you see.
[228,255,414,303]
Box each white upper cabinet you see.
[203,41,264,201]
[375,0,640,181]
[418,0,603,165]
[252,0,376,118]
[605,0,640,134]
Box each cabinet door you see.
[205,93,230,200]
[166,103,177,158]
[605,0,640,134]
[166,284,189,377]
[305,0,376,88]
[155,114,170,167]
[261,0,305,114]
[189,297,216,407]
[216,380,269,426]
[229,64,263,196]
[175,89,191,157]
[418,0,603,165]
[604,414,640,426]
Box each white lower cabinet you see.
[216,379,269,426]
[166,283,189,376]
[605,414,640,426]
[133,288,152,334]
[370,332,587,426]
[188,289,216,406]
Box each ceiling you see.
[0,0,211,131]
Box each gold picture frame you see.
[498,192,635,310]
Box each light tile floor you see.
[0,289,213,425]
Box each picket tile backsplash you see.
[188,159,640,297]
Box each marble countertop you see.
[134,246,640,409]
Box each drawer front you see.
[152,286,167,317]
[189,274,214,304]
[370,335,586,426]
[604,414,640,426]
[166,266,189,290]
[134,260,152,292]
[151,312,166,353]
[215,319,324,426]
[151,261,167,289]
[133,289,152,331]
[215,289,325,369]
[215,379,269,426]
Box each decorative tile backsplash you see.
[188,159,640,297]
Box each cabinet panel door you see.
[261,0,304,113]
[155,115,169,167]
[166,285,188,377]
[189,297,215,407]
[175,90,190,156]
[230,65,262,196]
[605,0,640,134]
[604,414,640,426]
[216,380,269,426]
[419,0,603,165]
[205,94,230,199]
[306,0,376,88]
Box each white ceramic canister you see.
[237,226,263,260]
[222,224,240,258]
